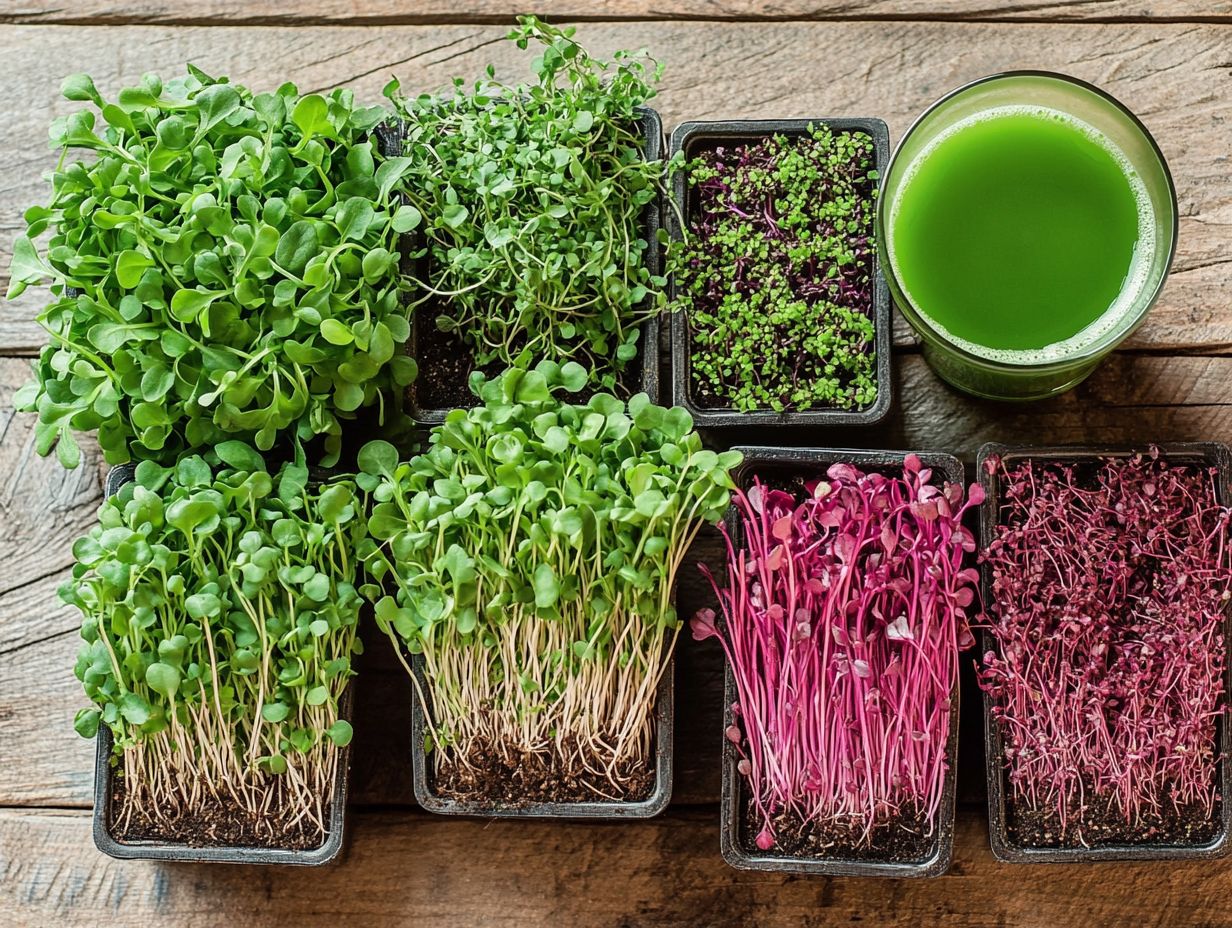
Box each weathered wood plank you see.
[1,22,1229,355]
[1,0,1229,26]
[0,359,102,653]
[6,352,1232,808]
[5,805,1232,928]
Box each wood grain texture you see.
[0,359,102,652]
[5,805,1232,928]
[0,357,102,806]
[1,21,1230,354]
[1,0,1229,26]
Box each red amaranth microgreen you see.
[695,457,981,852]
[979,450,1232,847]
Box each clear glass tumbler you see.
[877,71,1177,401]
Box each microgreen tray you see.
[380,108,664,427]
[717,446,962,877]
[977,442,1232,863]
[666,119,893,428]
[91,465,354,865]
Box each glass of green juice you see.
[879,71,1177,400]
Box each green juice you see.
[888,107,1151,361]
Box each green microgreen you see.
[357,359,739,799]
[384,16,669,391]
[668,125,879,413]
[9,67,417,469]
[66,444,368,846]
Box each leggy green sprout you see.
[67,443,367,847]
[358,360,739,800]
[384,17,669,390]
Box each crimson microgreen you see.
[697,457,981,852]
[980,450,1232,847]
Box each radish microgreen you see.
[67,443,367,845]
[359,360,739,799]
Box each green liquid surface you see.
[889,107,1146,358]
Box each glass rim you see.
[877,69,1180,371]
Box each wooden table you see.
[1,2,1231,925]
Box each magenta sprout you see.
[979,449,1232,845]
[694,456,982,850]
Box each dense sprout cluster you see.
[669,125,879,413]
[360,360,738,799]
[10,68,418,468]
[696,457,981,851]
[980,451,1232,846]
[385,18,668,390]
[66,445,366,846]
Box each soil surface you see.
[1005,786,1222,849]
[110,773,330,851]
[740,801,936,863]
[409,299,486,412]
[433,739,655,806]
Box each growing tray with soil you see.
[357,362,740,818]
[666,120,892,427]
[408,655,673,817]
[697,447,978,876]
[87,457,361,864]
[395,109,661,425]
[377,22,668,426]
[978,443,1232,863]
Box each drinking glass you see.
[877,71,1177,401]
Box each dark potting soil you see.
[409,298,646,414]
[110,773,329,850]
[433,739,655,805]
[1005,785,1222,849]
[740,802,935,862]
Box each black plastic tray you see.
[93,464,353,864]
[380,108,664,427]
[718,446,962,876]
[977,442,1232,863]
[665,119,893,428]
[410,652,673,819]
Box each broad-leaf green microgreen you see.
[67,444,367,844]
[357,359,739,798]
[9,67,418,469]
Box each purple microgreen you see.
[701,461,981,850]
[979,450,1232,845]
[668,125,879,413]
